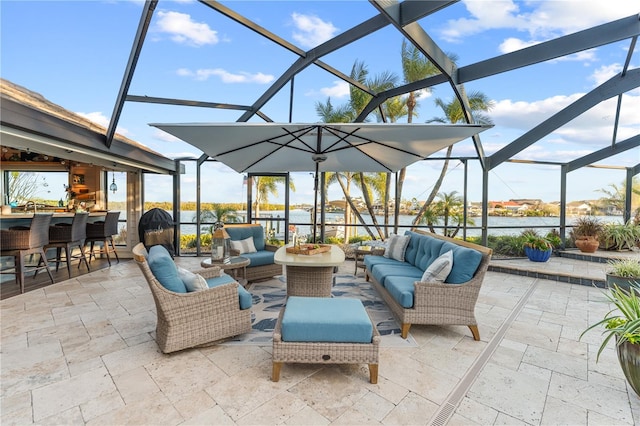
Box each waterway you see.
[177,210,624,239]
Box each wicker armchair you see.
[0,213,55,293]
[132,243,252,353]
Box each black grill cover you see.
[138,208,176,256]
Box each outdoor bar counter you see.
[0,211,108,229]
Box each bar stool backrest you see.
[29,214,53,248]
[103,211,120,237]
[70,213,89,241]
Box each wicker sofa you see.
[132,243,252,353]
[225,224,283,282]
[365,230,492,341]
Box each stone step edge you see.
[487,264,605,288]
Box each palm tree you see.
[597,177,640,212]
[374,95,409,237]
[315,60,398,241]
[195,204,240,233]
[315,98,353,123]
[395,40,442,232]
[412,91,494,229]
[415,190,470,237]
[253,176,295,221]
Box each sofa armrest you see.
[412,251,491,309]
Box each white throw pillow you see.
[177,266,208,292]
[384,234,410,262]
[230,236,257,254]
[421,250,454,283]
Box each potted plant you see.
[571,216,604,253]
[521,230,554,262]
[606,258,640,292]
[580,282,640,397]
[599,221,640,251]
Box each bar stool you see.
[44,212,90,278]
[85,211,120,265]
[0,213,55,293]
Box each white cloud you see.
[440,0,639,48]
[291,12,338,49]
[153,129,183,143]
[176,68,274,83]
[318,81,350,98]
[590,63,622,86]
[155,11,218,46]
[76,111,128,136]
[488,92,640,154]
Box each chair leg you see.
[103,239,111,266]
[87,241,96,263]
[16,254,25,294]
[64,245,72,278]
[54,247,62,272]
[78,243,90,272]
[39,249,55,284]
[108,237,119,264]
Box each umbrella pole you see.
[313,162,319,243]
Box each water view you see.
[176,210,625,239]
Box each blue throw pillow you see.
[147,245,187,293]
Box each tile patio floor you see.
[2,252,640,425]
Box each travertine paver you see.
[1,254,639,425]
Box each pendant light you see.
[109,172,118,194]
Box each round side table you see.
[354,246,385,275]
[201,256,250,286]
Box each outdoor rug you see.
[222,273,418,347]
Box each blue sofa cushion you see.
[205,275,252,310]
[370,263,422,288]
[439,242,483,284]
[148,245,187,293]
[282,297,373,343]
[405,231,446,271]
[226,225,266,251]
[364,255,401,271]
[241,250,275,268]
[384,276,418,308]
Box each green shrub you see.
[600,221,639,251]
[348,235,373,244]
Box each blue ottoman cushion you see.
[282,297,373,343]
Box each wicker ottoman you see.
[272,296,380,384]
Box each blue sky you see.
[2,0,638,206]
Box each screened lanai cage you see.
[1,1,638,256]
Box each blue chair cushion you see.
[384,275,418,308]
[282,297,373,343]
[147,245,187,293]
[241,250,274,267]
[439,242,482,284]
[205,275,252,310]
[226,225,266,251]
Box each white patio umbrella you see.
[150,122,491,239]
